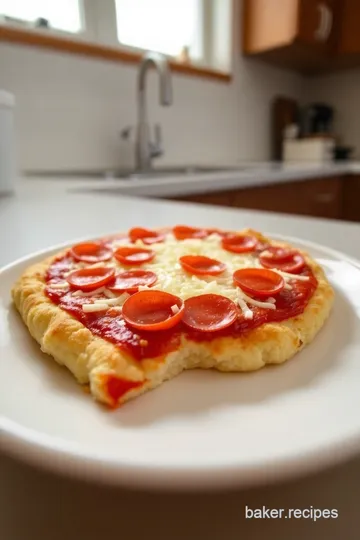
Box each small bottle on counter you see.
[0,90,17,196]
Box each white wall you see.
[1,4,359,171]
[305,69,360,159]
[0,1,306,171]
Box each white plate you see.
[1,235,360,491]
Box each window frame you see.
[0,0,233,83]
[0,0,90,39]
[113,0,204,63]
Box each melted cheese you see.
[82,303,109,313]
[48,281,69,290]
[69,233,306,319]
[238,289,276,310]
[130,233,263,302]
[73,287,106,297]
[93,293,129,306]
[82,292,129,312]
[103,288,116,298]
[237,295,254,320]
[276,270,309,281]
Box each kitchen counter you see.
[22,161,360,199]
[1,187,360,539]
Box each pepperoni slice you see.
[259,248,305,274]
[259,246,295,263]
[70,242,113,263]
[221,234,257,254]
[129,227,165,245]
[233,268,284,298]
[108,270,157,293]
[114,246,155,266]
[66,267,115,291]
[180,255,226,276]
[182,294,238,332]
[173,225,208,240]
[122,290,184,331]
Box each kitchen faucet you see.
[135,51,173,171]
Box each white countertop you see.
[1,187,360,540]
[22,161,360,199]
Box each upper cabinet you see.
[242,0,360,74]
[338,0,360,54]
[297,0,335,49]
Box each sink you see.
[25,166,241,180]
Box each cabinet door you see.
[172,178,342,219]
[243,0,299,54]
[298,0,335,49]
[173,192,233,206]
[338,0,360,54]
[342,175,360,221]
[233,177,342,219]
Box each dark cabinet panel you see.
[242,0,360,74]
[233,177,342,219]
[171,177,344,220]
[338,0,360,54]
[342,175,360,222]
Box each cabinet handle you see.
[314,3,333,42]
[315,192,335,204]
[324,4,333,40]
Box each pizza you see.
[12,226,334,407]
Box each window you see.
[0,0,83,33]
[113,0,232,72]
[115,0,202,61]
[0,0,233,78]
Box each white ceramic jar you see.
[0,90,16,195]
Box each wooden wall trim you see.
[0,26,232,83]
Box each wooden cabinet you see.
[176,192,233,207]
[171,176,346,220]
[243,0,337,73]
[172,175,360,222]
[233,177,342,218]
[298,0,337,48]
[242,0,360,74]
[338,0,360,55]
[342,175,360,222]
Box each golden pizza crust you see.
[11,229,334,406]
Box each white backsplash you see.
[0,0,309,171]
[0,41,306,171]
[305,68,360,159]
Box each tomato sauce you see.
[45,252,317,361]
[103,374,144,405]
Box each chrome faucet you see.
[135,52,173,171]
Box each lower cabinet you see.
[175,191,233,207]
[232,177,342,219]
[342,176,360,222]
[172,176,345,220]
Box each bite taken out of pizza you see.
[12,226,334,407]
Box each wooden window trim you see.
[0,26,232,83]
